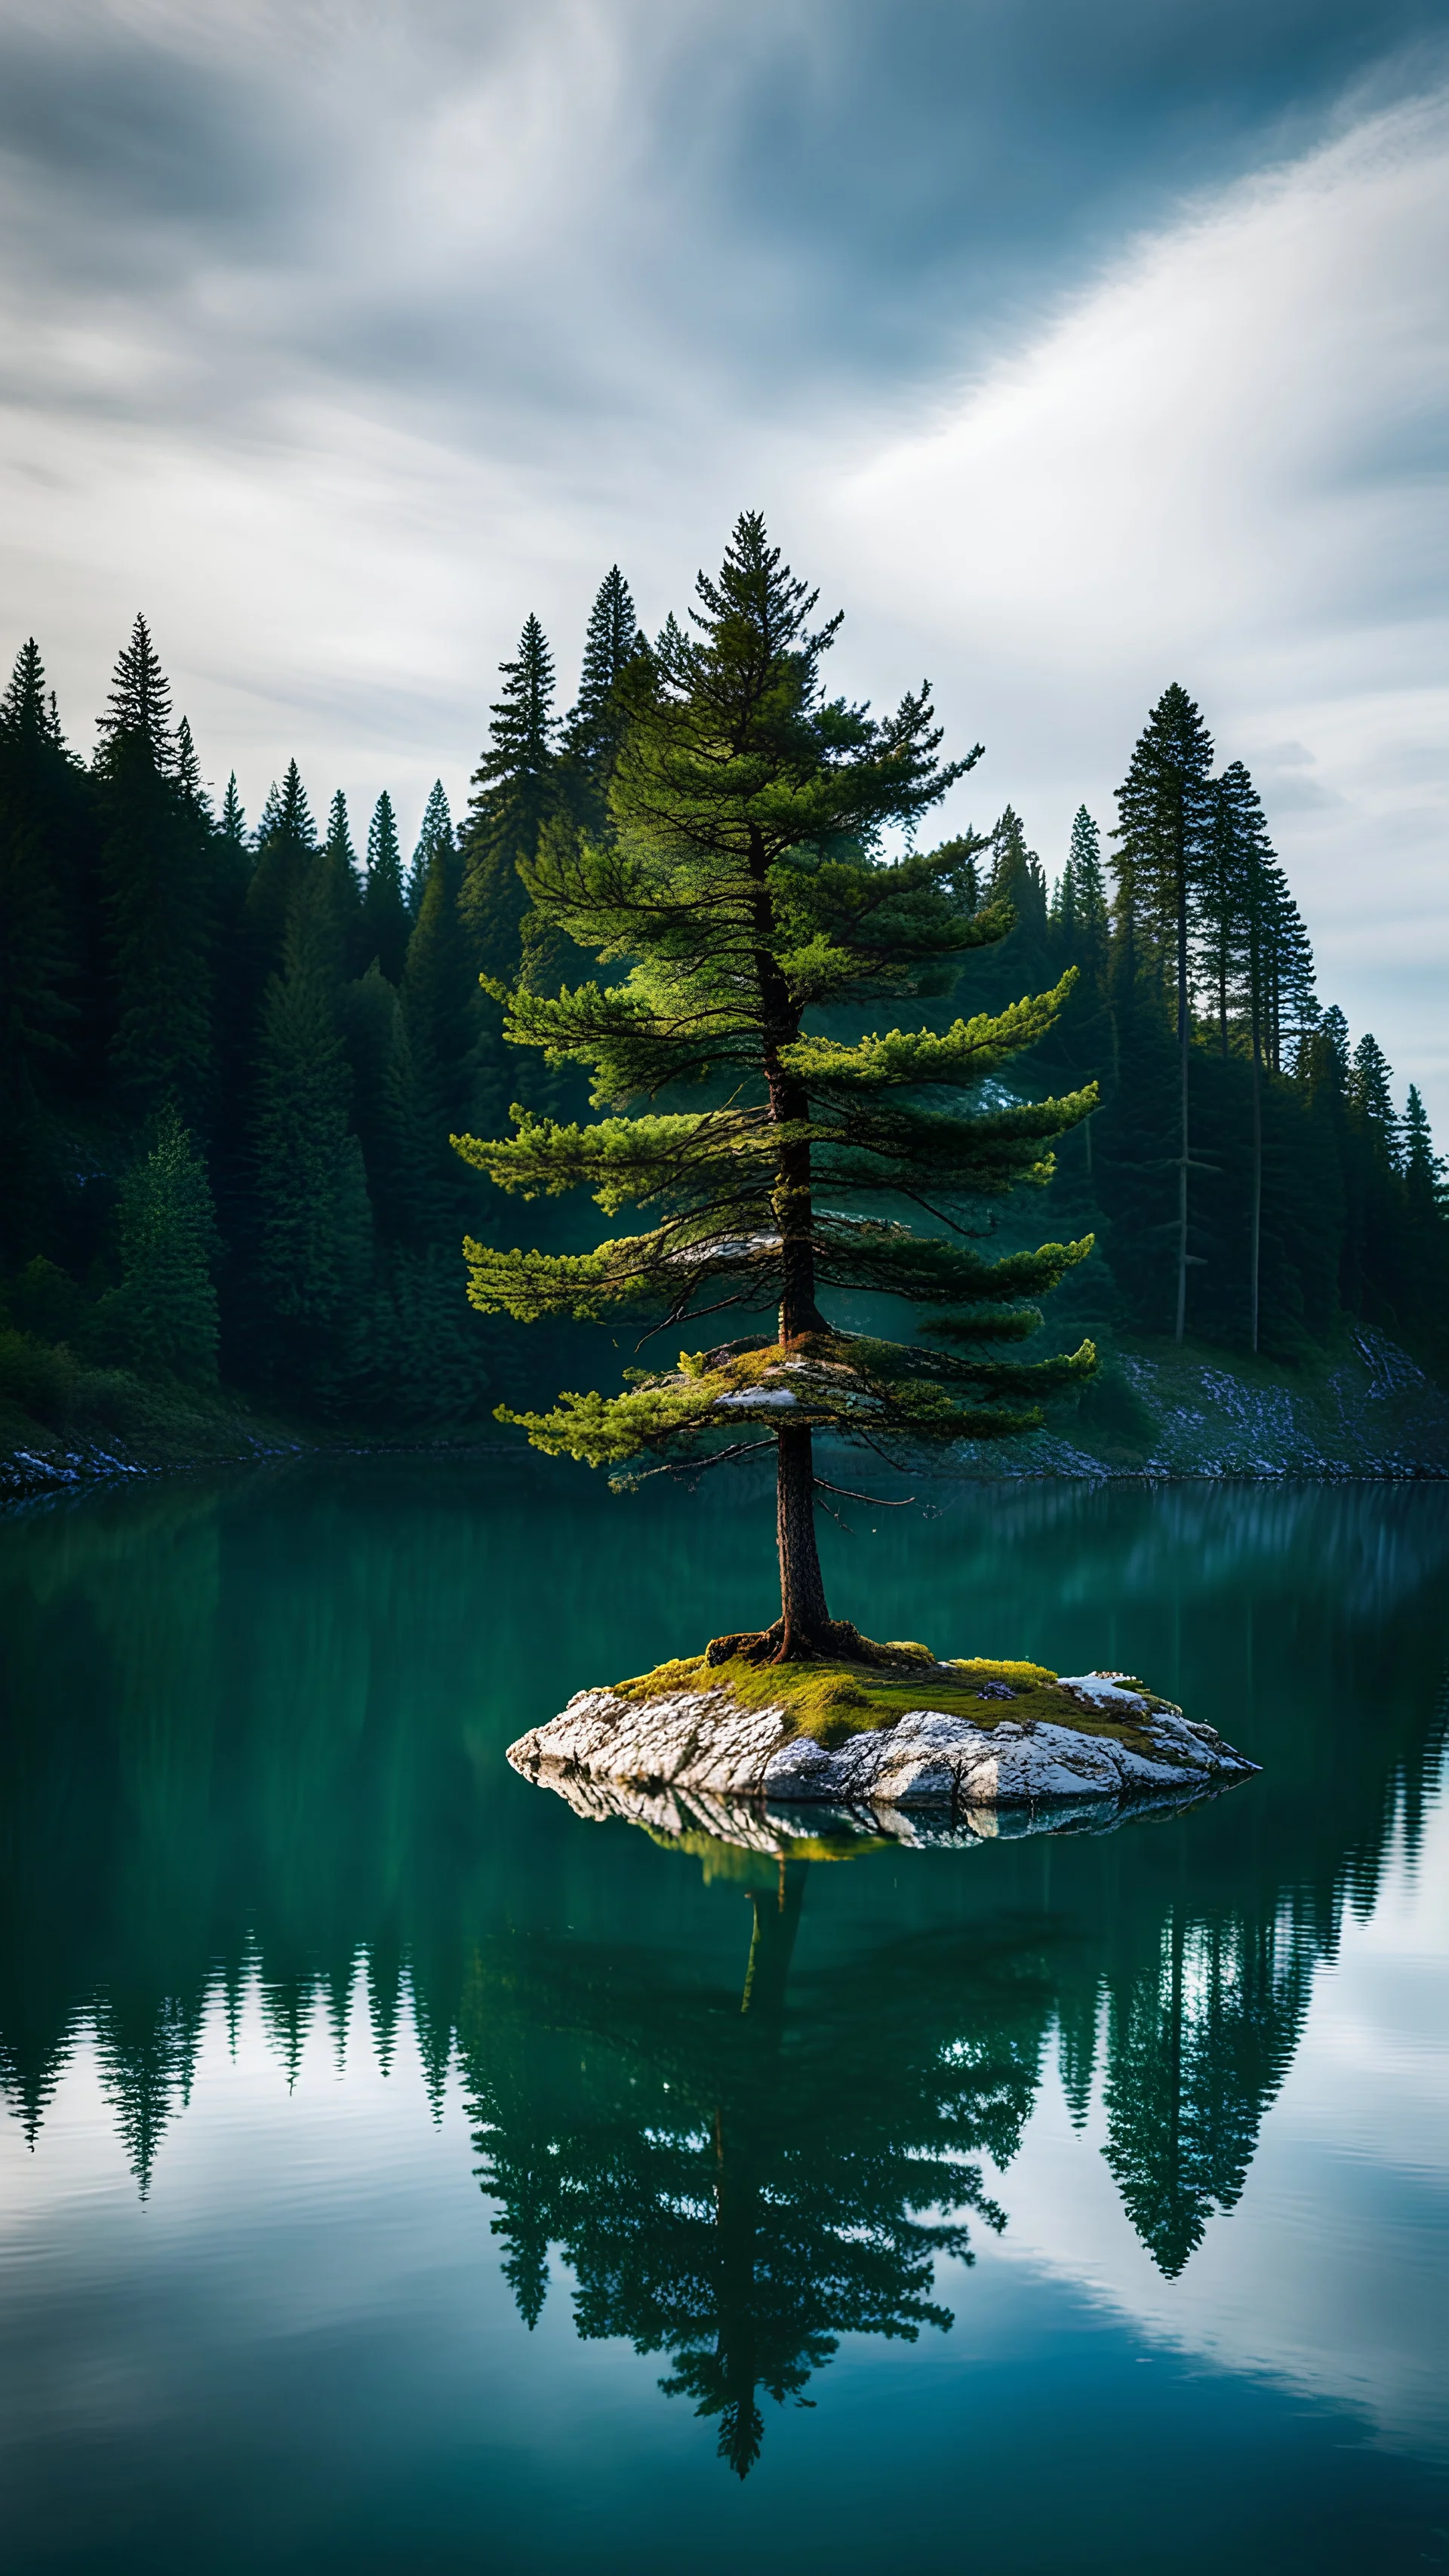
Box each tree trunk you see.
[740,1859,808,2020]
[775,1423,830,1657]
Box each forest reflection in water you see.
[1,1460,1446,2481]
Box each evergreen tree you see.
[174,716,209,818]
[323,788,356,873]
[1402,1085,1444,1212]
[104,1109,221,1383]
[982,806,1051,999]
[1201,770,1247,1056]
[0,642,80,1247]
[219,772,247,856]
[1066,805,1109,985]
[206,772,256,1226]
[1262,871,1315,1077]
[94,617,213,1122]
[251,863,374,1400]
[454,514,1095,1659]
[564,565,645,792]
[407,779,454,918]
[308,788,363,984]
[460,615,560,980]
[1215,763,1275,1348]
[97,613,175,771]
[344,961,426,1242]
[1349,1033,1399,1169]
[245,759,318,983]
[363,790,408,983]
[1112,685,1216,1340]
[1399,1084,1449,1363]
[401,826,478,1232]
[1040,806,1112,1187]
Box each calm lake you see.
[2,1460,1447,2574]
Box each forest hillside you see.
[3,574,1446,1481]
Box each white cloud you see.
[816,92,1449,1113]
[0,17,1444,1113]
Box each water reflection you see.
[0,1464,1445,2473]
[462,1857,1029,2476]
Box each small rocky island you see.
[507,1640,1259,1839]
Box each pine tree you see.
[97,614,175,771]
[324,788,356,873]
[219,773,247,856]
[1262,871,1315,1077]
[1057,804,1111,1175]
[363,790,408,983]
[1215,763,1275,1349]
[245,759,318,983]
[307,790,362,986]
[1400,1084,1449,1363]
[401,827,478,1232]
[174,716,209,818]
[106,1109,221,1383]
[983,806,1051,998]
[1112,685,1216,1341]
[564,565,645,791]
[460,615,560,980]
[94,617,214,1122]
[205,774,255,1198]
[1067,805,1109,985]
[1402,1085,1444,1211]
[1349,1034,1398,1168]
[1201,769,1248,1056]
[344,961,426,1242]
[251,863,374,1400]
[0,642,80,1245]
[407,780,454,918]
[454,514,1095,1660]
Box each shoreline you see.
[5,1324,1448,1507]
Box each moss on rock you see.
[606,1638,1179,1756]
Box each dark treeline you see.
[2,589,1445,1435]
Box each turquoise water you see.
[2,1460,1447,2572]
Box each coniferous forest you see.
[2,546,1447,1447]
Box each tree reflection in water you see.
[457,1807,1312,2472]
[2,1468,1446,2471]
[463,1854,1035,2476]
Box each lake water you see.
[2,1460,1447,2573]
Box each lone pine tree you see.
[454,515,1096,1661]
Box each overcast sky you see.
[2,1,1446,1112]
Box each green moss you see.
[608,1641,1177,1754]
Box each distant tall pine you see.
[94,616,214,1123]
[407,780,453,918]
[1112,684,1216,1341]
[364,791,408,983]
[460,614,559,981]
[564,565,645,798]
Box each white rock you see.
[507,1667,1259,1816]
